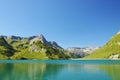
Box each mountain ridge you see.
[1,31,120,60]
[67,46,99,58]
[0,34,70,60]
[2,34,62,49]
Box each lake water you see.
[0,60,120,80]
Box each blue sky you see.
[0,0,120,48]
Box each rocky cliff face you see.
[67,47,99,58]
[48,41,62,49]
[29,34,62,49]
[30,34,49,45]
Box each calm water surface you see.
[0,60,120,80]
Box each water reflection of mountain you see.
[0,61,120,80]
[99,65,120,80]
[0,63,14,80]
[0,63,64,80]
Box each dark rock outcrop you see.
[0,36,15,56]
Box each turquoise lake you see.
[0,60,120,80]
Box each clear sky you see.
[0,0,120,48]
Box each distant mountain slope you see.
[67,47,99,58]
[86,31,120,59]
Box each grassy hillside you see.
[86,33,120,59]
[0,37,71,60]
[28,41,71,60]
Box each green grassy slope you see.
[0,37,71,60]
[86,33,120,59]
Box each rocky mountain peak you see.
[29,34,62,49]
[39,34,44,38]
[30,34,48,45]
[38,34,48,43]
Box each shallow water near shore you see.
[0,60,120,80]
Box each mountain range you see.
[0,31,120,60]
[3,34,62,49]
[0,34,70,60]
[66,47,99,58]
